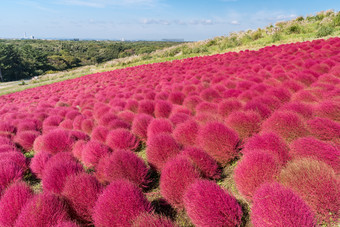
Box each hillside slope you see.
[0,9,340,96]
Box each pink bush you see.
[0,122,16,133]
[315,101,340,121]
[251,182,316,227]
[154,100,173,118]
[146,133,181,171]
[0,161,24,194]
[62,173,103,223]
[15,192,70,227]
[0,181,33,227]
[29,151,52,179]
[125,99,139,113]
[91,125,109,143]
[42,160,83,194]
[71,140,86,161]
[168,91,185,105]
[244,100,272,119]
[92,180,152,227]
[106,128,140,151]
[278,102,314,119]
[40,129,74,154]
[290,137,340,173]
[183,179,243,227]
[197,122,239,164]
[160,155,201,209]
[0,152,27,171]
[132,212,177,227]
[261,111,309,143]
[182,147,220,179]
[13,130,40,151]
[217,98,242,118]
[279,158,340,225]
[137,100,155,115]
[306,117,340,142]
[242,132,290,165]
[226,110,261,140]
[147,118,173,138]
[53,221,79,227]
[81,118,95,134]
[169,112,191,126]
[81,140,111,169]
[96,149,149,188]
[172,119,199,147]
[131,113,153,142]
[234,150,281,200]
[183,95,203,112]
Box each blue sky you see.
[0,0,339,41]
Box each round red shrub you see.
[96,149,149,187]
[200,87,221,102]
[146,133,181,171]
[68,130,90,141]
[53,221,79,227]
[137,100,155,115]
[183,95,203,112]
[290,137,340,173]
[172,119,199,147]
[91,125,109,143]
[59,119,74,130]
[182,147,220,179]
[16,121,37,132]
[265,87,291,103]
[279,158,340,225]
[217,98,242,118]
[251,182,316,227]
[196,102,218,115]
[81,118,95,134]
[40,129,74,154]
[13,130,40,151]
[0,122,16,133]
[168,91,185,105]
[125,99,139,113]
[226,111,261,140]
[97,112,118,126]
[62,173,103,223]
[29,151,52,179]
[132,212,177,227]
[147,118,173,138]
[197,122,239,165]
[71,140,86,160]
[15,192,70,227]
[92,180,152,227]
[0,152,27,171]
[154,100,173,118]
[244,101,272,119]
[42,160,83,194]
[117,111,135,124]
[81,140,111,169]
[0,161,23,194]
[42,115,63,128]
[183,179,243,227]
[242,132,290,165]
[0,181,33,227]
[160,156,201,209]
[234,150,281,200]
[131,113,153,142]
[261,111,309,143]
[106,128,139,151]
[306,117,340,142]
[278,102,314,119]
[315,101,340,121]
[0,144,19,153]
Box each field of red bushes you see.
[0,37,339,226]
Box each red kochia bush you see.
[226,110,261,140]
[315,101,340,122]
[131,113,153,142]
[137,100,155,115]
[261,111,309,143]
[279,158,340,225]
[234,150,281,200]
[251,182,316,227]
[168,91,185,105]
[0,181,33,227]
[279,102,314,119]
[106,128,139,151]
[13,130,40,151]
[29,151,52,179]
[92,180,152,227]
[147,118,173,138]
[40,129,74,154]
[15,192,70,227]
[217,98,242,118]
[160,156,201,209]
[242,132,290,165]
[146,133,181,171]
[91,125,109,143]
[96,150,149,188]
[81,140,111,169]
[0,152,27,171]
[0,161,23,194]
[290,137,340,173]
[132,212,177,227]
[183,179,243,227]
[62,173,103,223]
[154,100,173,118]
[42,160,83,194]
[53,221,79,227]
[306,117,340,142]
[72,140,87,161]
[182,147,220,179]
[173,119,199,147]
[197,122,239,164]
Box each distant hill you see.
[1,10,339,95]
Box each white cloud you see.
[57,0,158,8]
[230,20,240,25]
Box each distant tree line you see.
[0,39,182,81]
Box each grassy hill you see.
[1,9,339,96]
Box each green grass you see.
[1,10,339,96]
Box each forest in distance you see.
[0,39,184,82]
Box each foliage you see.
[316,25,334,37]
